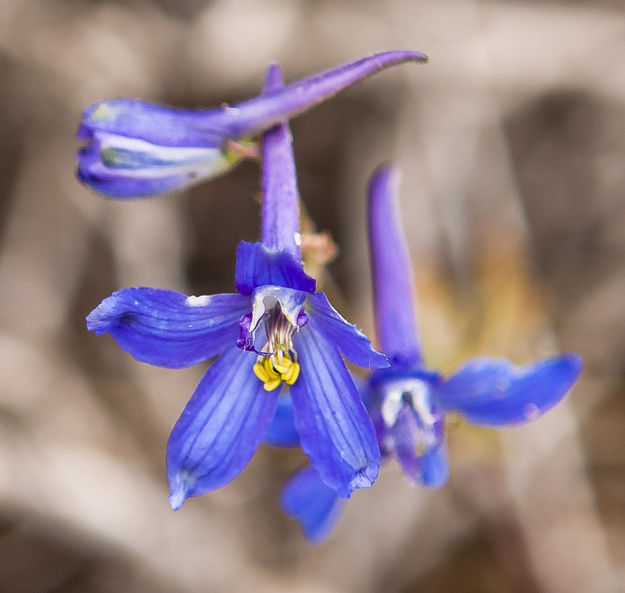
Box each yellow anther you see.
[253,361,271,383]
[263,378,282,392]
[254,350,301,390]
[283,361,300,385]
[273,357,292,375]
[263,357,280,380]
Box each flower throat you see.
[252,306,301,391]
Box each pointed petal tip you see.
[349,466,378,491]
[370,162,401,190]
[263,63,285,90]
[168,472,195,511]
[560,352,584,375]
[168,490,187,511]
[373,49,428,64]
[85,295,117,334]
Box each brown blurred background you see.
[0,1,624,592]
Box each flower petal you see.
[308,292,388,370]
[167,346,278,509]
[281,465,345,544]
[234,241,315,295]
[435,354,583,426]
[86,287,250,368]
[290,321,380,498]
[420,441,450,488]
[389,405,448,488]
[260,64,301,259]
[77,131,236,199]
[367,164,423,367]
[77,99,226,147]
[387,406,449,488]
[264,395,300,447]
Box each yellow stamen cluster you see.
[253,352,300,392]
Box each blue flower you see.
[86,65,387,510]
[278,164,583,543]
[76,50,427,199]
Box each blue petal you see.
[281,465,345,544]
[77,99,226,147]
[260,64,301,260]
[264,395,299,447]
[290,321,380,498]
[389,405,448,488]
[86,287,250,368]
[234,241,315,295]
[167,346,278,509]
[308,292,388,370]
[77,132,236,199]
[367,164,423,367]
[435,354,583,426]
[420,442,450,488]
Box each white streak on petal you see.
[186,295,211,307]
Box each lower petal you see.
[264,395,299,447]
[390,406,448,488]
[435,354,583,426]
[167,346,278,509]
[281,465,345,544]
[290,322,380,498]
[419,441,449,488]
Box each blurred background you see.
[0,0,624,591]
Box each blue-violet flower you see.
[77,50,426,199]
[277,164,583,543]
[86,65,388,510]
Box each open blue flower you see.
[76,50,427,199]
[86,65,387,509]
[278,164,583,543]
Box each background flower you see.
[278,164,582,543]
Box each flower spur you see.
[277,164,583,543]
[86,65,388,509]
[76,50,427,199]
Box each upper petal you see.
[77,99,226,147]
[234,241,315,295]
[435,354,583,426]
[367,164,423,367]
[237,284,307,354]
[86,287,250,368]
[290,321,381,498]
[167,346,278,509]
[308,292,388,370]
[281,465,345,544]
